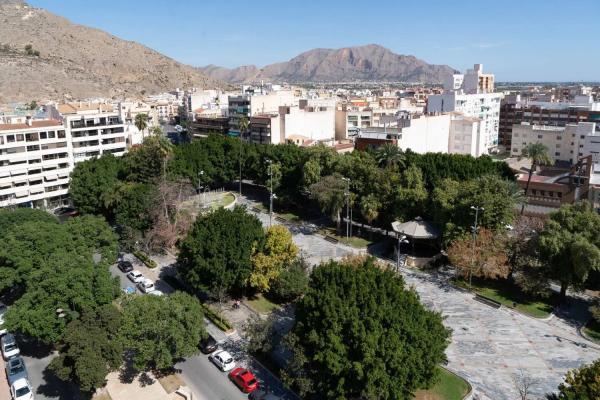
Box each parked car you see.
[118,260,134,273]
[148,290,164,297]
[199,334,218,354]
[10,378,33,400]
[1,333,20,360]
[209,350,235,371]
[249,390,282,400]
[137,278,156,294]
[127,270,144,283]
[228,367,259,393]
[5,356,28,385]
[0,302,7,336]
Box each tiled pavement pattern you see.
[239,195,600,400]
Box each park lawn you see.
[246,294,281,314]
[318,227,373,248]
[454,278,557,319]
[277,211,302,223]
[414,368,470,400]
[212,193,235,209]
[583,319,600,343]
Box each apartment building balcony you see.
[70,118,122,130]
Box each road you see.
[111,254,295,400]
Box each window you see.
[557,192,562,198]
[581,135,586,139]
[557,136,562,140]
[40,132,47,139]
[541,190,546,196]
[555,152,560,156]
[57,130,65,139]
[556,144,561,148]
[7,135,15,143]
[537,135,543,139]
[531,189,537,195]
[16,134,24,141]
[48,131,55,139]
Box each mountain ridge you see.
[0,1,222,104]
[199,44,457,84]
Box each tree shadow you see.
[119,354,138,384]
[15,336,54,358]
[139,372,155,387]
[37,365,87,400]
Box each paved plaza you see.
[239,196,600,400]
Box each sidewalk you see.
[0,373,9,400]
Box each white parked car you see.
[149,290,164,296]
[10,378,34,400]
[0,302,7,336]
[127,270,144,283]
[1,333,19,360]
[210,350,235,372]
[137,278,156,294]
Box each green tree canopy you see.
[178,206,265,296]
[269,258,309,303]
[309,174,347,230]
[539,202,600,299]
[49,305,123,392]
[119,292,205,371]
[69,154,122,216]
[1,215,119,343]
[548,359,600,399]
[284,257,450,399]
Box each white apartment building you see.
[0,117,71,208]
[449,113,486,157]
[249,102,336,146]
[0,103,129,209]
[428,91,502,152]
[335,104,373,140]
[284,103,335,146]
[249,90,296,116]
[511,122,596,164]
[429,64,502,153]
[57,103,127,162]
[396,114,450,154]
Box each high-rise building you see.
[428,64,502,153]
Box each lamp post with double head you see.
[470,205,484,288]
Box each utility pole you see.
[342,177,350,238]
[470,205,484,289]
[267,159,273,227]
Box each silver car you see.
[1,333,19,360]
[5,356,28,385]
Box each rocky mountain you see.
[199,44,456,84]
[0,0,221,104]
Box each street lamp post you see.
[470,205,484,288]
[199,170,205,207]
[396,234,408,271]
[342,177,350,238]
[267,159,273,227]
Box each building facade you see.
[0,102,129,209]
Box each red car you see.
[228,367,259,393]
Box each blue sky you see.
[28,0,600,82]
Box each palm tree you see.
[375,143,406,170]
[135,113,149,138]
[237,117,249,194]
[520,143,552,215]
[360,194,380,238]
